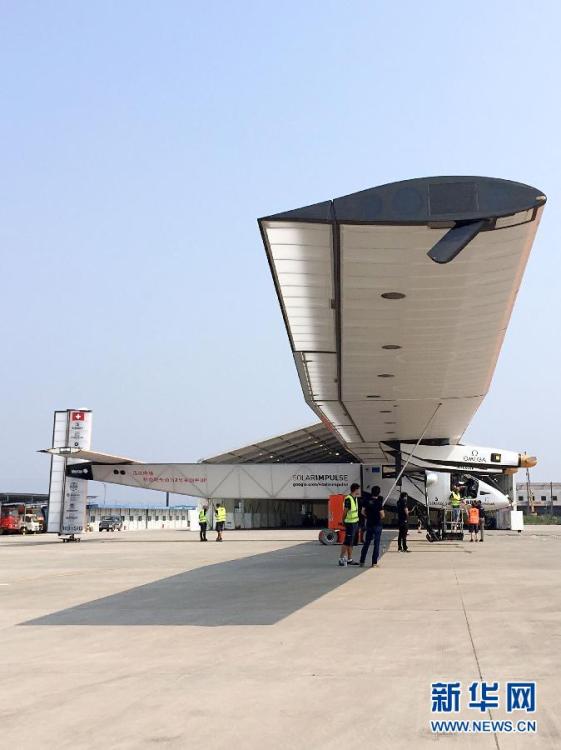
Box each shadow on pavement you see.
[1,534,320,547]
[22,538,392,627]
[0,536,319,548]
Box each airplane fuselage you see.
[362,467,510,512]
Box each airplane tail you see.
[45,409,93,535]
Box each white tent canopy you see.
[203,422,356,465]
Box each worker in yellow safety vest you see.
[338,483,361,567]
[467,503,480,543]
[449,484,462,530]
[215,503,227,542]
[198,507,208,542]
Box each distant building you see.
[86,503,197,531]
[516,482,561,516]
[0,492,48,505]
[0,493,198,532]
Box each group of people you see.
[337,484,413,568]
[449,484,486,542]
[200,483,486,552]
[197,502,226,542]
[337,479,488,567]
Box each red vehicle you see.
[0,505,42,535]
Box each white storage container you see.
[510,510,524,531]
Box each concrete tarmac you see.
[0,526,560,749]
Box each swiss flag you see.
[71,411,85,421]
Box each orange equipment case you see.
[329,494,361,544]
[328,494,345,530]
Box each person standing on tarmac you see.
[359,485,384,567]
[338,483,361,567]
[215,502,226,542]
[477,500,486,542]
[449,484,462,530]
[397,491,410,552]
[357,491,367,546]
[467,502,480,543]
[198,506,208,542]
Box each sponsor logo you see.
[292,474,349,482]
[462,449,487,463]
[291,473,351,489]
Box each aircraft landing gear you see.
[61,534,81,543]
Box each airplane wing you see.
[258,176,546,462]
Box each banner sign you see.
[60,410,92,534]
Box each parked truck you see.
[0,505,42,535]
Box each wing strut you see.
[382,402,443,507]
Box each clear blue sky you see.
[2,0,560,502]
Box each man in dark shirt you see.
[397,491,410,552]
[478,500,486,542]
[359,485,384,567]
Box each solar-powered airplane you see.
[44,176,545,535]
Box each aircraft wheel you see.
[318,529,338,545]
